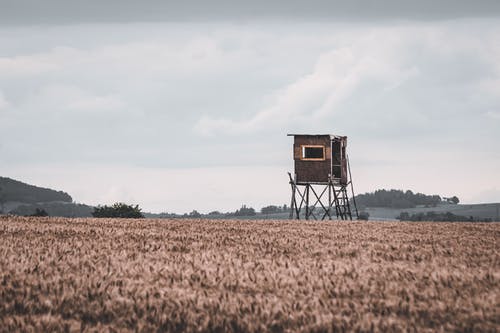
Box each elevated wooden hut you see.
[288,134,348,185]
[287,134,356,220]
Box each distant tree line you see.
[260,205,289,215]
[153,204,290,219]
[354,189,458,209]
[12,202,94,217]
[158,205,259,219]
[234,205,256,216]
[397,211,492,222]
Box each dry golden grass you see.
[0,216,498,332]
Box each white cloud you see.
[20,84,126,114]
[0,53,60,76]
[195,26,489,136]
[0,91,8,110]
[67,94,125,112]
[203,23,498,137]
[0,37,255,80]
[486,111,500,120]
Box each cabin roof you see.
[287,134,345,140]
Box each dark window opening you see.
[332,140,342,178]
[302,146,324,160]
[333,166,341,178]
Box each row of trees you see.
[261,205,289,215]
[4,188,462,219]
[156,204,291,219]
[11,202,94,217]
[354,189,458,209]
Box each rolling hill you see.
[0,177,93,217]
[0,176,72,204]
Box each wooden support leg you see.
[328,183,332,220]
[305,184,309,220]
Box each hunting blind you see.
[288,134,358,220]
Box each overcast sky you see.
[1,1,499,213]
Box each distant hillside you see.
[0,177,97,217]
[0,177,72,204]
[363,203,500,221]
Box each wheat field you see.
[0,216,498,332]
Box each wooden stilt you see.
[289,177,354,221]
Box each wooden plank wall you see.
[293,135,331,183]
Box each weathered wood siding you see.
[293,135,331,183]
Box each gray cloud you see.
[1,0,500,25]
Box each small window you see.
[301,145,325,160]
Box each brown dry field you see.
[0,216,498,332]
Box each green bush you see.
[92,202,144,218]
[357,211,370,220]
[30,208,49,217]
